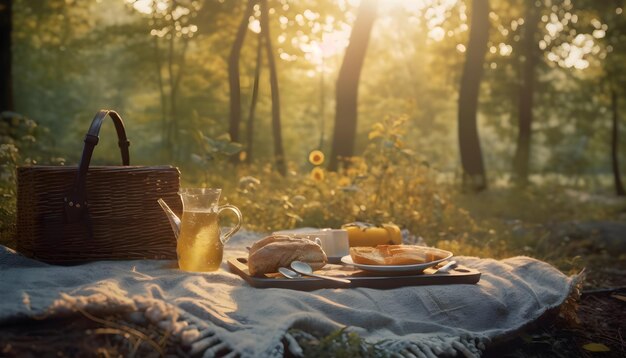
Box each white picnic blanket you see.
[0,230,577,357]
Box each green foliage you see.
[180,117,623,273]
[0,113,40,244]
[290,328,390,358]
[0,143,18,245]
[196,118,477,246]
[9,0,626,179]
[1,114,27,239]
[194,132,244,160]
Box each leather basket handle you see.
[64,110,131,223]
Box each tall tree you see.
[458,0,490,192]
[610,87,625,195]
[328,0,378,171]
[0,0,12,112]
[512,1,540,187]
[228,1,254,148]
[246,32,263,164]
[151,2,167,150]
[260,0,286,175]
[129,0,200,160]
[577,0,626,195]
[601,1,626,195]
[166,3,190,160]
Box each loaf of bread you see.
[248,235,327,276]
[248,235,301,255]
[350,245,435,265]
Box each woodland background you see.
[0,1,625,355]
[0,0,624,182]
[1,0,625,271]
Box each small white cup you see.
[316,228,350,259]
[273,229,350,262]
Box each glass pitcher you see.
[159,188,242,272]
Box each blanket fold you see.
[0,230,576,357]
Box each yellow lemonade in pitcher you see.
[177,210,223,272]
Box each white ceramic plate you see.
[340,248,453,273]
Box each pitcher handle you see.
[217,204,242,245]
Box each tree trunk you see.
[167,14,178,159]
[0,0,12,112]
[328,0,378,171]
[246,33,263,164]
[512,2,540,187]
[457,0,490,192]
[318,56,325,149]
[260,0,286,176]
[153,26,168,153]
[228,1,254,147]
[611,88,625,196]
[172,37,189,157]
[150,1,168,155]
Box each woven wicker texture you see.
[17,165,182,264]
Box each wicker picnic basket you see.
[16,110,183,264]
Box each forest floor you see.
[1,188,625,357]
[460,188,626,357]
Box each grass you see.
[0,310,183,358]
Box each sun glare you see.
[128,0,600,73]
[282,0,461,73]
[127,0,168,15]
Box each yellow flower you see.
[310,167,325,181]
[308,150,325,166]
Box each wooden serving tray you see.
[227,258,481,290]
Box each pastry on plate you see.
[350,245,440,265]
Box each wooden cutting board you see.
[227,257,481,290]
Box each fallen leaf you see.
[610,294,626,302]
[582,343,610,352]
